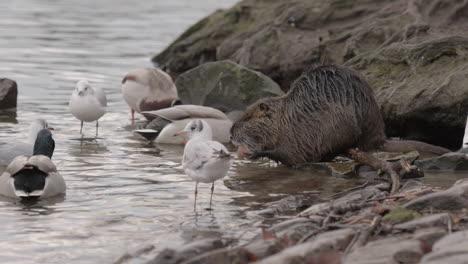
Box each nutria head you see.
[230,97,283,154]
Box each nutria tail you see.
[382,139,451,155]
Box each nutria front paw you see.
[245,150,278,160]
[245,151,264,160]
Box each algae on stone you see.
[382,207,421,224]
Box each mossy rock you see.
[175,60,284,112]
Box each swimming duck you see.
[0,129,66,198]
[0,119,52,166]
[176,119,232,209]
[121,68,179,122]
[135,105,233,144]
[69,80,107,136]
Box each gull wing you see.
[142,105,228,121]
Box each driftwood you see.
[347,149,421,194]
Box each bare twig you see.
[344,215,382,255]
[348,149,400,194]
[327,181,369,200]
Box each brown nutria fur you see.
[230,65,450,166]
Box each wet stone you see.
[255,228,355,264]
[420,230,468,264]
[147,239,225,264]
[244,239,284,261]
[0,78,17,110]
[413,227,447,249]
[394,213,452,231]
[344,236,424,264]
[258,195,313,217]
[181,247,249,264]
[404,179,468,211]
[268,217,322,233]
[415,152,468,171]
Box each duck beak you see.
[174,131,187,137]
[47,127,55,131]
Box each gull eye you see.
[190,125,196,131]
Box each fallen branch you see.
[344,215,382,255]
[327,181,369,200]
[348,149,400,194]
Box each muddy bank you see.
[152,0,468,149]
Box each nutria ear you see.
[259,103,269,111]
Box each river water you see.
[0,1,463,263]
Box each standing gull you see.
[176,119,232,210]
[69,80,107,136]
[0,129,66,198]
[121,68,179,122]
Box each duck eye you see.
[191,125,196,131]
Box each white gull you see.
[69,80,107,136]
[136,104,233,144]
[176,119,232,210]
[121,68,179,122]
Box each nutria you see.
[230,65,450,166]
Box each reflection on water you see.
[1,0,466,263]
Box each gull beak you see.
[174,131,187,137]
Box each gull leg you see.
[209,182,215,209]
[96,120,99,137]
[194,182,198,212]
[80,121,83,134]
[131,109,135,124]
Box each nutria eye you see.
[259,103,269,111]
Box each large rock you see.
[147,239,226,264]
[421,230,468,264]
[255,228,355,264]
[404,178,468,211]
[153,0,468,148]
[344,236,425,264]
[0,78,17,109]
[415,152,468,171]
[175,60,284,112]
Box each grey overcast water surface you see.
[0,1,463,263]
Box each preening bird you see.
[69,80,107,136]
[121,68,179,122]
[0,129,66,199]
[135,104,233,144]
[176,119,232,210]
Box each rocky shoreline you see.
[113,150,468,264]
[111,0,468,262]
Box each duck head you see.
[33,129,55,158]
